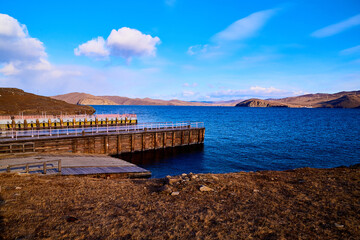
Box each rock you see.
[199,185,213,192]
[158,185,172,193]
[212,176,219,181]
[253,189,260,193]
[171,191,180,196]
[181,173,187,177]
[165,176,180,185]
[334,223,344,228]
[15,187,22,190]
[66,216,78,223]
[191,175,198,180]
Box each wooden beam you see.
[142,133,145,151]
[154,133,157,149]
[172,131,175,147]
[163,132,166,148]
[188,130,191,145]
[104,136,108,154]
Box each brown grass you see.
[1,166,359,239]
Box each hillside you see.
[236,90,360,108]
[236,98,290,108]
[0,88,95,115]
[52,93,242,106]
[318,94,360,108]
[273,90,360,108]
[52,92,118,105]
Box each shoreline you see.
[1,165,359,239]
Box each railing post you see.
[26,164,29,173]
[43,162,47,174]
[58,160,62,173]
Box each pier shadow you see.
[114,144,205,178]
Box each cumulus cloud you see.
[311,14,360,38]
[188,9,276,57]
[74,27,160,60]
[74,37,109,59]
[0,14,47,64]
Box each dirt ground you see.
[0,166,359,240]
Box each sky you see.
[0,0,359,101]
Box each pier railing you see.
[0,121,204,140]
[0,159,61,174]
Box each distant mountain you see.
[237,90,360,108]
[236,99,289,108]
[52,92,118,105]
[272,90,360,108]
[0,88,95,115]
[52,93,243,106]
[319,94,360,108]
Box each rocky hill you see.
[236,99,290,108]
[237,91,360,108]
[272,90,360,108]
[0,88,95,115]
[52,93,242,106]
[318,94,360,108]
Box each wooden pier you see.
[0,126,205,156]
[0,122,205,178]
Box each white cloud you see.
[311,14,360,38]
[182,90,195,97]
[209,86,300,99]
[182,82,198,87]
[74,37,109,58]
[340,45,360,55]
[212,9,276,42]
[0,14,47,63]
[74,27,161,60]
[188,9,276,58]
[0,13,27,38]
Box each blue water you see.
[94,106,360,178]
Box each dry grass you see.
[1,166,359,239]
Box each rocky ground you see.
[0,166,359,239]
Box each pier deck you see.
[0,155,151,178]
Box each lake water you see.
[93,105,360,178]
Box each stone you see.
[66,216,78,223]
[253,189,260,193]
[165,176,180,185]
[181,173,187,177]
[171,191,180,196]
[334,223,344,228]
[191,175,198,180]
[158,185,172,193]
[199,185,213,192]
[212,176,219,181]
[15,187,22,190]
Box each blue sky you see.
[0,0,359,100]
